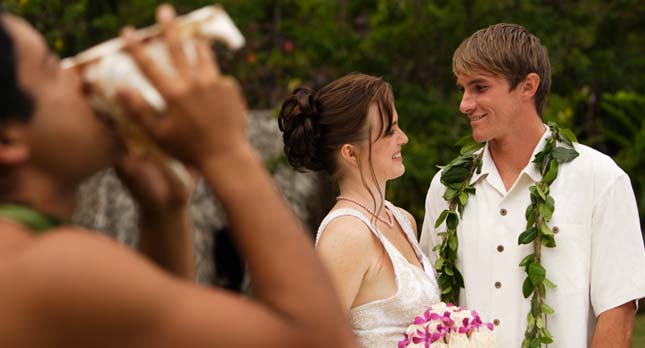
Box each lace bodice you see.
[316,201,441,348]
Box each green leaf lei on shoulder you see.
[433,122,579,348]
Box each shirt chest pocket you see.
[540,223,589,295]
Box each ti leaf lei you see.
[433,122,579,348]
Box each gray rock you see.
[73,110,331,286]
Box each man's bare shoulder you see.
[0,226,312,348]
[0,226,178,346]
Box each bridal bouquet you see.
[398,302,496,348]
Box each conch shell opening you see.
[62,4,246,189]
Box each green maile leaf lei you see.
[0,203,64,233]
[433,122,579,348]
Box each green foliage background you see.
[3,0,643,232]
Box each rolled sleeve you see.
[590,173,645,316]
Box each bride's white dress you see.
[316,201,441,348]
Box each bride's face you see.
[358,103,408,183]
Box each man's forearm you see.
[199,143,354,342]
[591,301,636,348]
[138,208,196,280]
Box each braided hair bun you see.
[278,87,325,172]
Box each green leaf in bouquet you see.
[441,286,452,294]
[541,335,554,344]
[444,266,454,276]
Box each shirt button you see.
[494,281,502,289]
[553,226,560,234]
[499,208,507,216]
[497,245,504,252]
[493,319,500,326]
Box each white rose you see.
[431,302,448,312]
[405,323,426,336]
[450,309,473,330]
[471,328,497,348]
[447,333,470,348]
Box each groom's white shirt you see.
[420,128,645,348]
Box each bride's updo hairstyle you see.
[278,73,394,177]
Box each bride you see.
[278,73,440,347]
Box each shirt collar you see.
[469,124,550,185]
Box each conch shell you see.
[61,5,245,187]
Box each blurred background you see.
[2,0,643,342]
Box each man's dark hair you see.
[0,13,34,123]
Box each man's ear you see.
[521,73,541,99]
[339,143,360,166]
[0,123,30,165]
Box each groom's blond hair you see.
[453,23,552,117]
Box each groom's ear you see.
[339,144,360,166]
[520,72,540,99]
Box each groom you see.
[420,23,645,347]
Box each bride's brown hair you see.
[278,73,395,225]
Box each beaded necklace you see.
[336,196,394,227]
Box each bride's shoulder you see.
[317,212,379,251]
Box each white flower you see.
[470,328,496,348]
[450,310,474,329]
[447,333,470,348]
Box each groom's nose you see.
[459,92,475,115]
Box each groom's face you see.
[457,70,523,143]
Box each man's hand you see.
[116,4,247,170]
[114,150,196,218]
